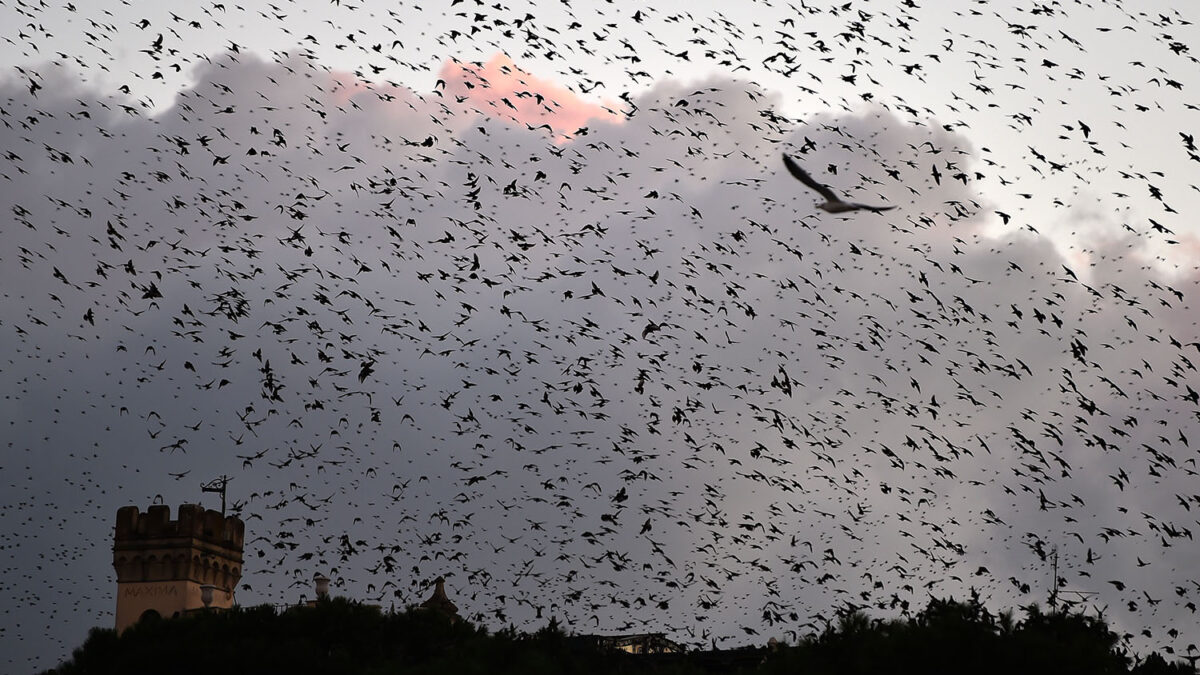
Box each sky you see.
[2,0,1200,671]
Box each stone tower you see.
[419,576,460,622]
[112,504,244,632]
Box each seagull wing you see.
[782,154,841,203]
[852,203,897,213]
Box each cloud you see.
[1,51,1199,671]
[439,53,622,139]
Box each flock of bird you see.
[1,0,1199,671]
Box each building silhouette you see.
[581,633,683,654]
[418,576,460,622]
[112,503,244,632]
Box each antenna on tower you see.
[1050,546,1059,610]
[201,475,231,516]
[1050,546,1096,612]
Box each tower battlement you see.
[112,504,244,632]
[114,504,244,550]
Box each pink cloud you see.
[437,53,621,140]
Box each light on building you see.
[200,584,217,608]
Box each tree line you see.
[43,593,1196,675]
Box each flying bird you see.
[5,3,1200,669]
[782,154,896,213]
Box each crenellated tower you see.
[112,504,244,632]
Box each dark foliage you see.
[43,596,1195,675]
[762,595,1195,675]
[42,600,644,675]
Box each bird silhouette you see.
[782,154,896,213]
[2,1,1200,671]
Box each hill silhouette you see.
[42,594,1195,675]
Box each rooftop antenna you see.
[1050,546,1060,610]
[1050,547,1096,611]
[201,475,231,516]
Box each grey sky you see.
[2,1,1199,672]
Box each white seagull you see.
[782,154,896,213]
